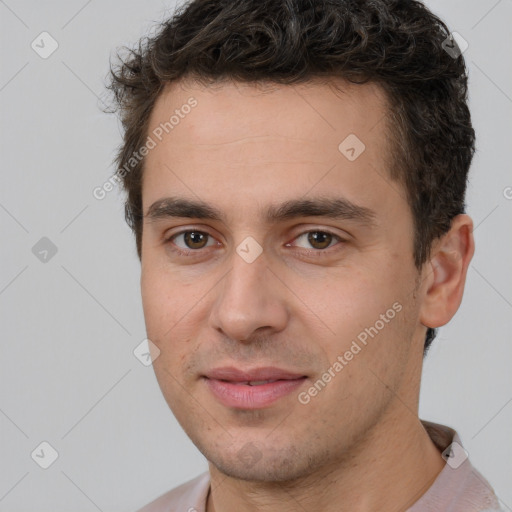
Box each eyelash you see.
[164,229,345,258]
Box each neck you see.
[206,407,445,512]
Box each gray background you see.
[0,0,511,510]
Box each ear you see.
[419,214,475,329]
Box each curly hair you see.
[105,0,475,355]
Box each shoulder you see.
[413,420,502,512]
[455,465,504,512]
[135,472,210,512]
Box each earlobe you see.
[419,214,475,329]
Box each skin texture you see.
[140,78,474,512]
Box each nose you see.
[208,242,289,342]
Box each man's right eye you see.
[165,230,218,256]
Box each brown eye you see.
[169,230,215,252]
[185,231,208,249]
[290,230,340,251]
[307,231,333,250]
[286,229,346,258]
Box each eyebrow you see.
[145,196,377,227]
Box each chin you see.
[204,443,324,483]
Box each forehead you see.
[142,77,400,219]
[148,77,390,146]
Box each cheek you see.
[296,262,414,364]
[141,270,197,405]
[299,266,392,330]
[141,268,182,354]
[141,268,204,366]
[141,270,164,335]
[142,263,187,326]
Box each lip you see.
[204,366,307,382]
[203,366,308,409]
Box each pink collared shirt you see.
[136,421,503,512]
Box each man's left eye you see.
[290,231,343,250]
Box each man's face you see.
[140,79,426,481]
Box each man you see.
[106,0,504,510]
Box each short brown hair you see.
[106,0,475,354]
